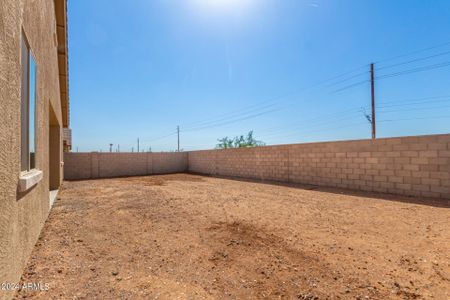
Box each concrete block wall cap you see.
[19,169,43,192]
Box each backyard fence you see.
[64,152,188,180]
[65,134,450,200]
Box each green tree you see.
[216,136,234,149]
[216,131,265,149]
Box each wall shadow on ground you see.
[190,173,450,209]
[63,171,449,208]
[63,173,202,183]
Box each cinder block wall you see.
[188,134,450,200]
[64,152,188,180]
[64,134,449,200]
[152,152,188,174]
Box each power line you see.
[261,95,450,137]
[258,109,362,137]
[120,41,450,149]
[376,60,450,80]
[259,113,364,139]
[379,115,450,122]
[376,50,450,71]
[140,131,177,143]
[182,101,281,131]
[329,80,370,94]
[264,114,450,142]
[258,107,360,134]
[374,40,450,64]
[378,104,450,114]
[180,64,370,130]
[377,95,450,105]
[203,95,450,144]
[323,71,369,89]
[181,81,366,133]
[181,93,450,142]
[376,98,450,109]
[262,121,369,141]
[168,47,450,134]
[183,107,283,132]
[183,87,450,135]
[262,113,450,143]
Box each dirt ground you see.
[14,174,450,299]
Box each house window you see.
[20,33,37,172]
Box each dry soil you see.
[14,174,450,299]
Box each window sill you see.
[19,169,43,192]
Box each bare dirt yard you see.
[14,174,450,299]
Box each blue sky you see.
[68,0,450,152]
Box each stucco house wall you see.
[0,1,69,299]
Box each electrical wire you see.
[262,121,369,141]
[129,41,450,148]
[258,109,362,137]
[329,80,370,94]
[180,64,370,130]
[323,71,369,88]
[374,40,450,64]
[379,115,450,122]
[377,95,450,105]
[231,99,450,142]
[376,98,450,109]
[179,50,450,132]
[378,104,450,114]
[136,131,177,144]
[376,60,450,80]
[259,113,365,139]
[376,50,450,71]
[183,107,283,132]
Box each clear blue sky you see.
[68,0,450,152]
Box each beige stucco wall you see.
[189,134,450,202]
[0,1,65,299]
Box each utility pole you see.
[109,143,113,152]
[137,138,140,153]
[118,144,120,152]
[132,147,134,153]
[370,63,376,140]
[177,125,180,152]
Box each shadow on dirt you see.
[193,173,450,208]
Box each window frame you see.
[20,31,38,174]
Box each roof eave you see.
[54,0,69,128]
